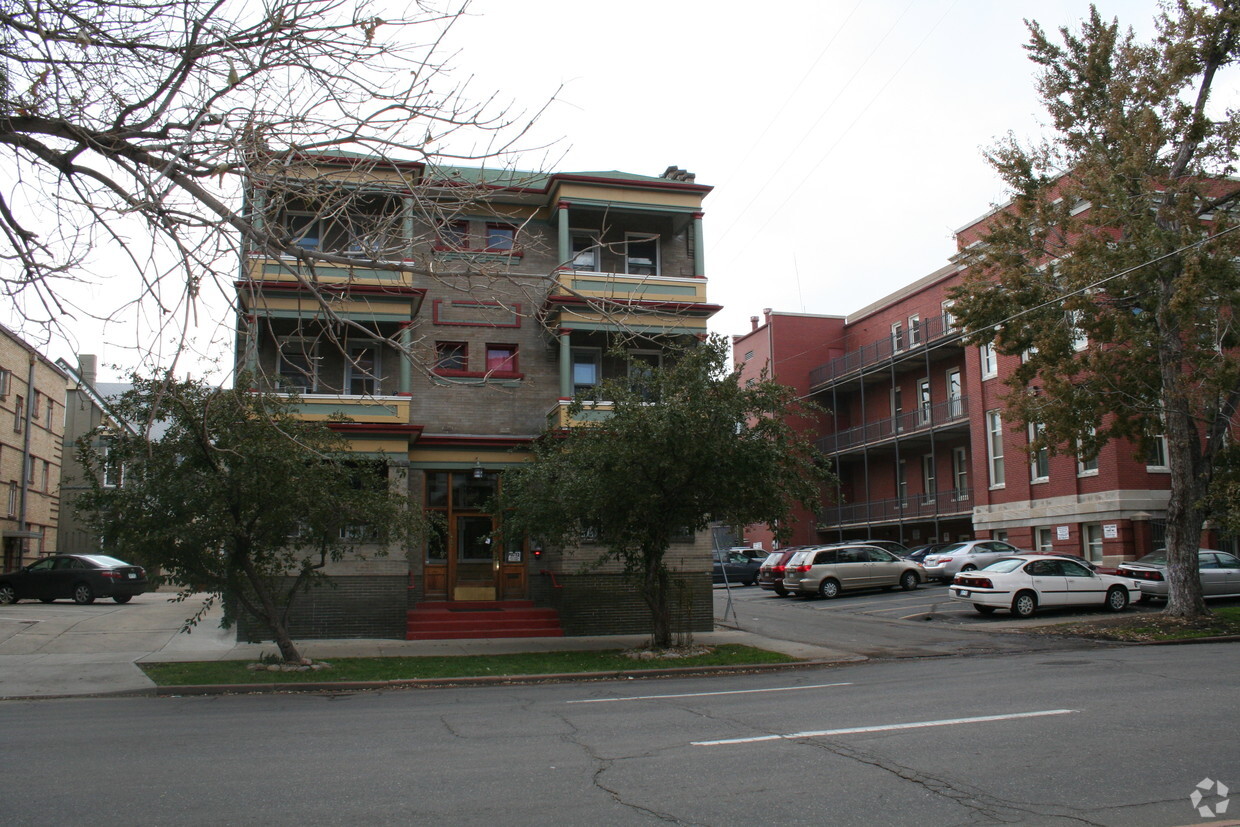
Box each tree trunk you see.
[640,549,672,649]
[238,553,305,662]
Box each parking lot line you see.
[692,709,1078,746]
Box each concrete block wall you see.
[234,575,409,641]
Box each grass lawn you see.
[1049,606,1240,642]
[140,644,800,686]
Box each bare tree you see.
[0,0,551,370]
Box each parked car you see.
[1116,549,1240,601]
[782,543,924,598]
[922,540,1029,581]
[757,548,810,596]
[949,554,1142,618]
[712,550,763,586]
[726,547,769,562]
[905,543,954,563]
[0,554,148,605]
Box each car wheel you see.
[974,604,996,615]
[72,582,95,605]
[961,564,977,572]
[774,584,787,597]
[1011,591,1037,618]
[1105,586,1128,612]
[113,595,132,604]
[900,571,919,591]
[819,578,841,599]
[0,584,16,604]
[1138,593,1155,604]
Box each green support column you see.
[557,202,571,268]
[399,324,413,395]
[243,314,259,379]
[559,330,572,398]
[693,212,705,277]
[403,197,416,260]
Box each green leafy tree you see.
[499,335,831,648]
[949,3,1240,618]
[76,375,419,662]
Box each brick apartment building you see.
[735,216,1229,567]
[0,324,67,571]
[235,154,720,639]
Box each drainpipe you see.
[18,351,36,559]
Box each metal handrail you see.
[815,396,970,454]
[809,312,961,387]
[816,488,974,528]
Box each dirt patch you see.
[1027,612,1240,642]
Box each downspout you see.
[18,352,36,554]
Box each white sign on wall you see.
[1103,524,1118,539]
[1057,526,1070,540]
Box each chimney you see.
[78,354,97,387]
[750,316,759,332]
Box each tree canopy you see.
[498,335,831,647]
[0,0,540,365]
[948,2,1240,617]
[75,376,419,662]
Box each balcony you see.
[809,313,960,388]
[817,488,975,529]
[282,394,411,425]
[815,396,970,455]
[547,399,615,429]
[544,270,719,335]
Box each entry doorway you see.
[422,470,526,601]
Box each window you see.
[435,341,468,372]
[346,344,381,395]
[1082,523,1104,562]
[40,460,49,493]
[571,348,601,395]
[896,459,908,506]
[946,369,963,418]
[1077,427,1099,475]
[908,314,921,346]
[986,409,1005,487]
[890,321,904,352]
[1068,309,1088,351]
[438,220,469,250]
[941,300,956,333]
[922,454,936,505]
[952,446,968,499]
[1035,527,1055,553]
[1146,434,1168,470]
[917,379,932,425]
[891,385,903,431]
[13,395,23,433]
[286,213,323,250]
[44,398,53,429]
[485,223,516,251]
[31,392,41,421]
[743,350,755,362]
[570,231,599,271]
[6,482,16,517]
[980,344,997,379]
[103,442,123,488]
[26,455,35,486]
[1029,423,1049,483]
[485,344,518,374]
[277,340,319,393]
[0,368,9,397]
[624,233,659,276]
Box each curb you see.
[152,658,853,697]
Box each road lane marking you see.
[692,708,1078,746]
[567,682,852,704]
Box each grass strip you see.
[140,644,799,686]
[1054,606,1240,641]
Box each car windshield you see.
[1134,553,1168,565]
[78,555,132,568]
[936,543,968,555]
[981,558,1026,573]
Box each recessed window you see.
[1082,523,1104,562]
[891,321,904,352]
[1077,427,1099,475]
[624,234,659,276]
[908,314,921,346]
[1029,423,1049,483]
[572,348,601,395]
[286,213,322,250]
[1146,434,1168,470]
[277,339,319,393]
[941,300,955,333]
[980,343,998,379]
[485,223,516,251]
[14,395,23,433]
[0,369,9,398]
[435,342,468,372]
[438,220,469,250]
[346,344,381,395]
[485,344,518,373]
[986,409,1005,487]
[571,232,599,271]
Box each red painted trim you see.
[236,280,426,299]
[418,434,534,448]
[432,368,524,381]
[327,423,425,435]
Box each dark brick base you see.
[530,571,712,637]
[234,575,408,642]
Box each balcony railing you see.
[551,269,710,305]
[816,488,974,528]
[547,400,615,429]
[283,394,411,425]
[815,396,970,454]
[809,312,961,388]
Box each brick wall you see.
[532,571,712,637]
[234,575,408,641]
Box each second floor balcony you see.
[816,396,970,455]
[817,487,975,529]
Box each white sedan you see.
[950,555,1144,618]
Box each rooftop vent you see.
[661,165,696,183]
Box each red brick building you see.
[737,212,1229,566]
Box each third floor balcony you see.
[815,395,970,455]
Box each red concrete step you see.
[407,627,565,640]
[406,600,563,640]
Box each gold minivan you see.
[782,544,924,598]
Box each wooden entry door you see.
[453,514,498,600]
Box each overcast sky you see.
[17,0,1181,380]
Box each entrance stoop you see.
[406,600,564,640]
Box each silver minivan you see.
[782,544,924,598]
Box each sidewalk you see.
[0,591,860,699]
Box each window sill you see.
[1077,469,1099,478]
[1145,466,1170,474]
[432,369,524,381]
[1031,477,1049,485]
[989,483,1006,490]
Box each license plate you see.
[956,589,970,597]
[127,573,136,579]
